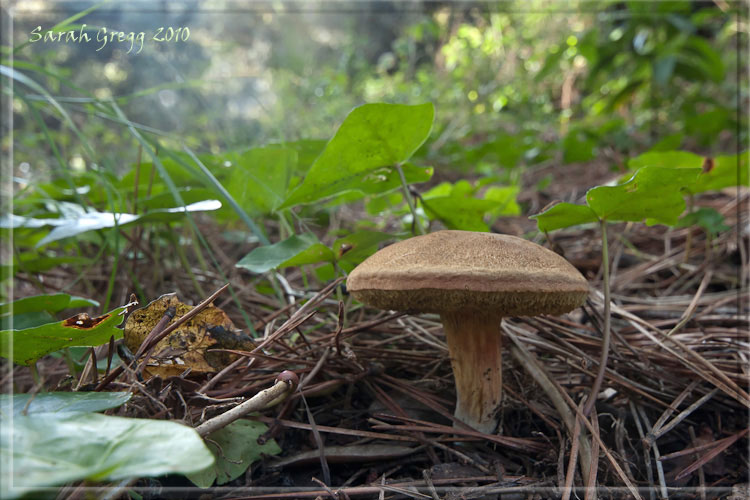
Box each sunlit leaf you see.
[484,185,521,217]
[319,163,433,208]
[629,150,703,170]
[280,103,434,207]
[225,147,297,215]
[693,154,749,192]
[629,150,748,192]
[421,181,517,231]
[1,200,222,248]
[586,166,700,225]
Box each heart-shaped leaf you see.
[280,103,434,208]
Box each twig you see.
[195,371,298,437]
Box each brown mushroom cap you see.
[347,230,588,316]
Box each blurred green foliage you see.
[2,0,746,308]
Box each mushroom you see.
[347,230,588,433]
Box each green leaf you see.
[422,196,499,232]
[279,243,336,268]
[0,293,98,317]
[13,255,91,273]
[278,139,328,173]
[421,181,517,231]
[681,36,725,83]
[314,162,433,210]
[530,202,599,232]
[334,231,394,272]
[280,103,435,207]
[587,166,701,225]
[0,304,127,366]
[0,293,99,330]
[676,207,730,237]
[1,294,70,316]
[650,133,684,152]
[225,147,297,215]
[186,420,280,488]
[693,154,749,192]
[629,151,748,193]
[0,392,131,416]
[2,412,214,499]
[135,188,217,211]
[629,150,704,170]
[563,130,596,164]
[484,185,521,217]
[236,233,330,273]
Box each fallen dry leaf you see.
[124,293,255,378]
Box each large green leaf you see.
[236,233,333,273]
[320,163,433,208]
[1,412,214,499]
[532,166,701,231]
[629,150,703,170]
[0,392,131,416]
[280,103,435,207]
[186,420,280,488]
[0,304,127,366]
[225,147,297,215]
[693,154,749,192]
[586,167,701,225]
[629,150,748,193]
[530,202,599,232]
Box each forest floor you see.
[7,158,749,500]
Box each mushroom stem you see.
[441,310,504,433]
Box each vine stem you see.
[395,163,425,235]
[584,219,611,417]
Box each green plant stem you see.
[684,193,694,262]
[170,225,206,297]
[62,348,78,377]
[29,362,42,387]
[395,163,424,235]
[583,219,611,418]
